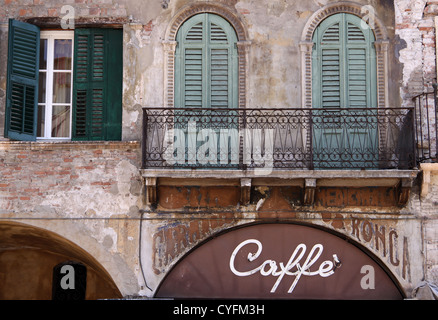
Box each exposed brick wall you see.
[0,0,437,298]
[0,0,128,23]
[0,141,142,216]
[395,0,437,99]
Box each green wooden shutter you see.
[312,13,378,169]
[175,13,238,109]
[346,18,376,108]
[72,28,122,141]
[4,19,40,141]
[312,13,376,109]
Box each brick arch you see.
[0,221,122,299]
[301,1,388,43]
[165,2,248,42]
[299,1,389,109]
[163,2,250,109]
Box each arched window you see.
[312,13,377,109]
[175,13,238,109]
[311,13,378,169]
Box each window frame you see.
[299,3,389,110]
[163,4,250,110]
[175,13,238,110]
[37,30,74,141]
[4,19,123,142]
[311,13,377,109]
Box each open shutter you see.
[4,19,40,141]
[210,47,229,108]
[72,28,122,141]
[105,29,123,140]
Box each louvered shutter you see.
[184,47,203,108]
[72,29,122,141]
[175,13,237,109]
[346,17,376,108]
[4,19,40,141]
[312,13,377,169]
[313,13,376,109]
[320,22,341,108]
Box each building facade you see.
[0,0,438,299]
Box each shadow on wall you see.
[0,221,122,300]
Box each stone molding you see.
[0,141,140,151]
[300,1,389,109]
[420,163,438,198]
[162,2,250,109]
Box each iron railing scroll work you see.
[141,107,417,172]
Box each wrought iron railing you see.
[141,107,416,170]
[413,84,438,163]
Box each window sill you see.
[0,140,140,151]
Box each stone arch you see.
[0,221,122,299]
[163,2,250,109]
[300,1,389,109]
[164,2,248,42]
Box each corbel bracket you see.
[398,178,413,206]
[240,178,252,206]
[145,177,157,206]
[303,178,317,206]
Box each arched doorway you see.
[155,223,404,299]
[0,221,122,300]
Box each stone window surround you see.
[299,1,390,109]
[162,2,250,109]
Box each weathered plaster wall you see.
[395,0,437,101]
[0,0,437,299]
[419,163,438,284]
[121,0,401,117]
[0,141,143,296]
[139,181,427,298]
[0,0,422,139]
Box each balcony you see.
[140,107,419,206]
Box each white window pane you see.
[40,39,47,70]
[54,39,72,70]
[37,105,45,138]
[51,105,70,138]
[52,72,71,104]
[38,72,46,103]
